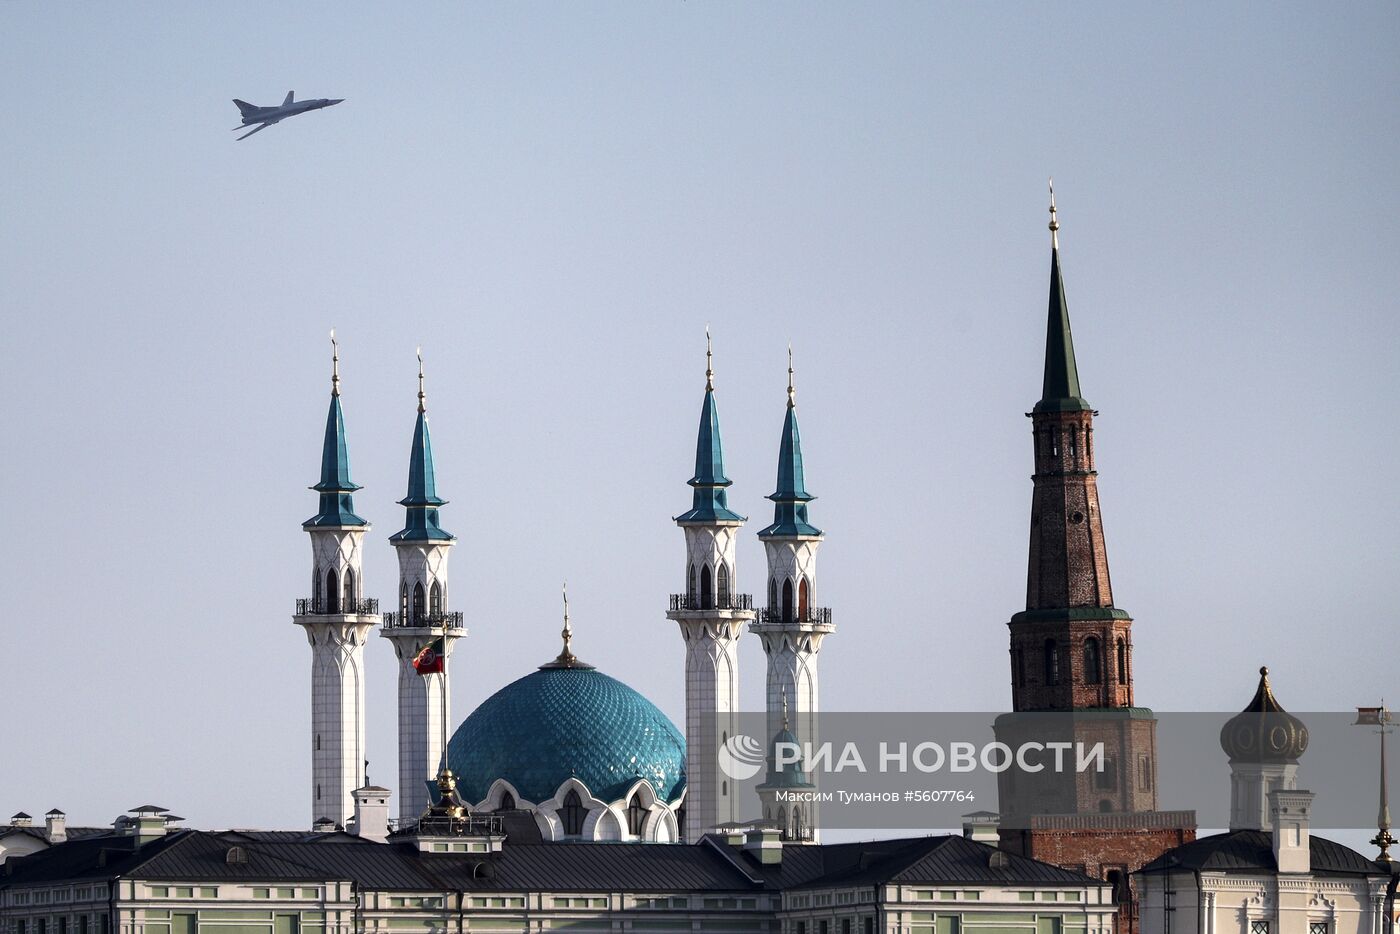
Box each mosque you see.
[2,197,1394,934]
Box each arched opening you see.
[313,572,322,612]
[429,581,442,616]
[1044,639,1059,685]
[675,805,686,841]
[777,806,787,837]
[626,794,646,836]
[1083,637,1102,684]
[717,563,730,606]
[499,791,515,811]
[400,582,408,620]
[1097,758,1117,791]
[325,569,340,613]
[1116,638,1128,684]
[1105,869,1128,905]
[768,578,777,610]
[560,790,585,836]
[343,567,355,610]
[782,579,794,624]
[798,577,810,617]
[700,565,713,610]
[688,564,697,601]
[412,582,425,623]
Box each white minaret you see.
[380,351,465,827]
[294,332,379,828]
[665,335,755,841]
[750,349,833,843]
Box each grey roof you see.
[0,826,104,844]
[1137,831,1384,876]
[2,830,1102,895]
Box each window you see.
[798,577,809,617]
[561,789,585,836]
[1097,757,1117,791]
[768,578,777,610]
[1045,639,1060,685]
[1309,924,1327,934]
[1083,638,1102,684]
[688,564,697,600]
[843,921,852,934]
[1015,647,1026,687]
[400,582,408,619]
[413,582,425,622]
[700,564,713,609]
[717,563,730,605]
[429,581,442,616]
[1116,638,1128,683]
[343,568,355,608]
[797,924,806,934]
[1106,870,1128,905]
[313,573,322,612]
[626,793,647,836]
[500,791,515,811]
[782,578,794,623]
[820,922,829,934]
[1251,923,1270,934]
[864,921,874,934]
[1139,755,1153,791]
[325,568,339,613]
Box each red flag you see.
[412,637,445,675]
[1356,707,1387,725]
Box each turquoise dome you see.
[445,664,687,806]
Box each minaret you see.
[751,348,832,843]
[294,332,379,828]
[1219,667,1307,831]
[380,350,465,826]
[665,333,755,841]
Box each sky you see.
[1,2,1397,835]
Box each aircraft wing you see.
[236,123,272,141]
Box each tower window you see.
[782,578,794,624]
[1083,637,1102,684]
[798,576,810,617]
[412,582,425,623]
[343,568,355,609]
[1096,757,1117,791]
[768,578,777,610]
[700,564,713,610]
[400,582,408,619]
[688,564,697,601]
[1044,639,1060,685]
[1116,638,1128,684]
[313,572,322,612]
[560,790,585,836]
[717,563,730,605]
[325,569,339,613]
[429,581,442,616]
[626,793,646,836]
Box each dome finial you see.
[541,583,594,669]
[705,326,714,391]
[330,328,340,397]
[1048,177,1060,250]
[416,346,426,413]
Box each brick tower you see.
[994,188,1194,934]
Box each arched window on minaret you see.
[626,793,646,836]
[313,572,323,613]
[793,804,804,841]
[700,564,713,610]
[1069,427,1079,461]
[429,581,442,616]
[561,790,585,836]
[768,578,777,610]
[688,564,697,601]
[1044,639,1059,685]
[777,805,787,838]
[343,568,355,610]
[412,582,425,623]
[717,563,730,606]
[400,582,408,620]
[499,791,515,811]
[1116,637,1128,684]
[326,569,340,614]
[1083,637,1102,684]
[781,579,794,624]
[798,577,810,618]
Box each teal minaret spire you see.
[759,347,821,538]
[1035,180,1092,414]
[306,330,367,528]
[391,349,453,543]
[675,330,745,524]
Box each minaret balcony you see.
[668,593,754,612]
[295,597,379,616]
[756,606,834,627]
[382,611,465,632]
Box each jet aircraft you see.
[231,91,343,141]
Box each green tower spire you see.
[1034,181,1093,414]
[391,349,453,543]
[759,347,822,539]
[676,331,745,524]
[305,331,367,528]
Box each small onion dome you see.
[1219,666,1309,763]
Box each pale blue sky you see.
[1,2,1397,832]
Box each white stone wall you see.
[392,542,452,618]
[1138,871,1386,934]
[762,538,820,609]
[384,628,459,825]
[684,525,741,597]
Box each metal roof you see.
[1137,830,1384,876]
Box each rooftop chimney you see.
[352,786,391,844]
[44,810,66,844]
[129,805,170,847]
[962,811,1001,845]
[9,813,32,827]
[743,825,784,865]
[1271,789,1314,873]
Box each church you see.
[1,196,1392,934]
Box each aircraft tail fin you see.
[283,90,294,106]
[233,99,260,118]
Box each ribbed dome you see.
[445,664,687,806]
[1219,667,1308,763]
